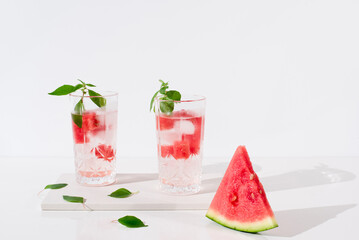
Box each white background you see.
[0,0,358,159]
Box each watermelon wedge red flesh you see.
[206,146,278,233]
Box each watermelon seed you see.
[251,193,255,199]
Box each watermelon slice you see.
[206,146,278,233]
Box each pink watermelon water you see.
[206,146,278,233]
[157,110,203,158]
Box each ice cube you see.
[174,120,195,135]
[158,129,182,146]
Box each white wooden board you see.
[41,169,224,211]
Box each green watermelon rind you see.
[206,208,278,233]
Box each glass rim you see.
[155,94,206,103]
[69,90,118,98]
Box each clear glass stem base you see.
[159,181,201,195]
[76,171,116,186]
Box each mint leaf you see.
[44,183,68,190]
[108,188,136,198]
[159,86,168,94]
[86,83,96,87]
[74,99,85,114]
[74,84,83,92]
[88,89,106,108]
[48,85,77,96]
[159,97,174,113]
[160,102,174,113]
[117,216,148,228]
[72,99,84,128]
[150,91,159,111]
[71,113,82,128]
[63,195,85,203]
[159,80,169,94]
[166,90,181,101]
[77,79,86,86]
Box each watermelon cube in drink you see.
[155,96,206,194]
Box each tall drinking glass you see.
[155,95,206,194]
[69,91,118,186]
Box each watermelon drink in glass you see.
[154,95,206,194]
[70,91,118,186]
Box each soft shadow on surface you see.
[42,212,148,239]
[114,173,158,185]
[262,164,356,192]
[199,162,228,194]
[200,163,356,194]
[263,204,356,237]
[200,177,223,194]
[202,162,262,174]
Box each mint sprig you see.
[150,80,181,114]
[49,79,106,128]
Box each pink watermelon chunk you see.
[160,145,174,158]
[71,111,104,144]
[82,111,105,133]
[156,114,177,130]
[72,121,88,144]
[206,146,278,233]
[172,140,191,160]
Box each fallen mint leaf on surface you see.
[117,215,148,228]
[108,188,137,198]
[44,183,68,190]
[63,195,85,203]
